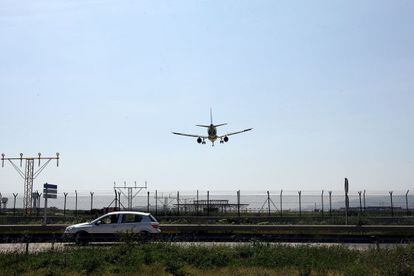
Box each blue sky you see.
[0,0,413,194]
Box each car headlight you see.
[64,227,73,233]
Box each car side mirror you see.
[95,221,101,226]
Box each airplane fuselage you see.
[207,124,218,142]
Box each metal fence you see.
[1,189,413,216]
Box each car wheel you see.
[75,231,89,245]
[139,231,151,242]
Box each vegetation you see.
[0,242,413,275]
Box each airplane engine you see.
[197,137,202,144]
[224,136,229,142]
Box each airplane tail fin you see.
[197,108,224,127]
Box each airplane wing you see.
[218,128,253,138]
[172,132,208,138]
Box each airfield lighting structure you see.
[114,181,147,210]
[1,153,59,213]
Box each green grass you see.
[0,242,413,275]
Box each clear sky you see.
[0,0,413,194]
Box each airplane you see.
[172,109,253,146]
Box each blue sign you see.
[44,183,57,189]
[43,194,57,199]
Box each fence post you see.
[363,190,366,211]
[329,191,332,216]
[13,193,18,215]
[267,191,271,217]
[345,178,349,225]
[155,190,158,216]
[280,189,283,217]
[321,190,324,219]
[389,191,394,217]
[75,190,78,218]
[63,192,68,217]
[237,190,240,218]
[177,191,180,216]
[147,191,150,213]
[90,192,94,213]
[196,190,199,216]
[117,191,121,210]
[207,191,210,216]
[298,191,301,216]
[406,190,410,216]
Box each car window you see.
[122,214,142,223]
[100,214,119,224]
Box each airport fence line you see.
[0,189,413,217]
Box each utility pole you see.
[298,191,302,216]
[1,153,60,213]
[389,191,394,217]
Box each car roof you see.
[105,211,151,216]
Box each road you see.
[0,241,408,254]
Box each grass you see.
[0,242,413,275]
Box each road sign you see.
[44,183,57,189]
[43,189,57,194]
[43,183,58,225]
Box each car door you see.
[91,214,120,234]
[120,214,143,233]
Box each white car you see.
[64,211,161,244]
